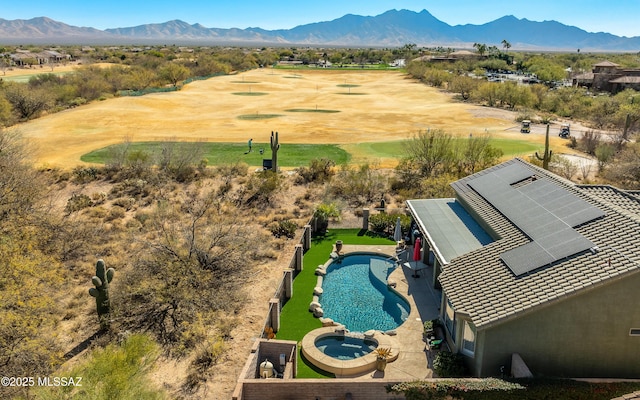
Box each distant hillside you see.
[1,10,639,50]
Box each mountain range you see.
[1,9,639,51]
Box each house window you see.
[444,298,456,342]
[462,320,476,356]
[630,329,640,336]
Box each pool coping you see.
[301,326,400,378]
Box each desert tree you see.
[0,130,46,222]
[115,189,260,348]
[603,142,640,189]
[159,62,190,87]
[404,129,456,177]
[2,82,53,120]
[449,75,479,100]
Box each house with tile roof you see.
[407,158,640,378]
[573,60,640,93]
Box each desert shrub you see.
[387,378,524,400]
[295,158,336,184]
[216,162,248,183]
[312,202,341,234]
[172,163,197,183]
[105,206,126,221]
[110,179,151,199]
[550,155,577,180]
[368,212,411,237]
[433,351,467,377]
[134,211,151,226]
[244,170,285,207]
[579,130,601,155]
[72,166,101,183]
[183,337,226,393]
[269,219,298,239]
[329,163,387,207]
[595,143,615,171]
[65,193,93,214]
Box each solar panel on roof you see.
[467,163,605,276]
[493,162,535,184]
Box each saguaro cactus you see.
[270,131,280,172]
[89,259,115,329]
[535,124,553,170]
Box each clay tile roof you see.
[440,158,640,329]
[610,76,640,84]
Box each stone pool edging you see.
[301,327,400,378]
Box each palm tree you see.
[473,43,487,56]
[501,39,511,52]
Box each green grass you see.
[285,109,340,113]
[81,137,539,168]
[81,142,351,167]
[346,138,541,163]
[276,229,394,378]
[237,113,282,120]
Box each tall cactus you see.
[270,131,280,172]
[89,259,115,329]
[535,124,553,170]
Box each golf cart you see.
[559,123,571,138]
[520,120,531,133]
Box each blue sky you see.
[5,0,640,37]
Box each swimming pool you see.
[319,253,410,332]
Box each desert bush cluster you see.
[0,130,318,398]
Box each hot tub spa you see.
[301,327,399,377]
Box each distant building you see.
[416,50,483,63]
[9,49,71,66]
[573,61,640,93]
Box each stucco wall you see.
[474,271,640,378]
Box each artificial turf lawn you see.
[80,142,351,167]
[276,228,394,378]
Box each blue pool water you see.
[319,254,410,332]
[315,335,377,360]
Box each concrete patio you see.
[337,244,443,380]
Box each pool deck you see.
[336,244,443,380]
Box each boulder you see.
[320,318,335,327]
[309,301,321,312]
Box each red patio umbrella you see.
[413,237,421,262]
[410,237,422,278]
